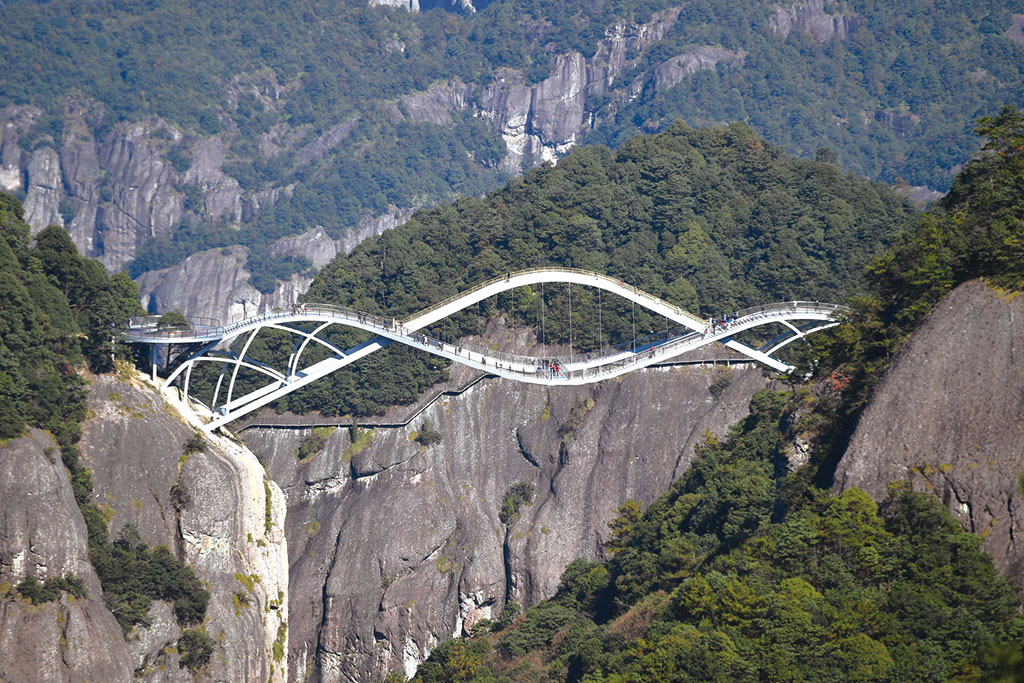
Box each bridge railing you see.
[400,266,703,327]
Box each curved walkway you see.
[123,268,847,430]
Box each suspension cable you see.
[568,283,573,359]
[632,298,636,354]
[598,288,603,352]
[541,281,546,357]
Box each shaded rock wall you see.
[242,362,769,680]
[0,429,134,682]
[835,280,1024,584]
[0,372,290,681]
[135,205,414,323]
[770,0,860,43]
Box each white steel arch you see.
[123,267,847,431]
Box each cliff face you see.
[242,362,769,680]
[0,429,134,682]
[81,375,289,681]
[0,5,751,316]
[398,9,745,177]
[0,374,289,681]
[834,280,1024,583]
[135,206,414,324]
[770,0,860,44]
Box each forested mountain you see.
[1,0,1021,300]
[222,121,913,417]
[407,106,1024,683]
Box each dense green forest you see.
[2,0,1021,288]
[0,195,209,647]
[203,121,912,417]
[405,107,1024,682]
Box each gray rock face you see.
[136,204,417,322]
[98,121,185,271]
[395,8,742,177]
[62,99,105,256]
[242,363,768,680]
[294,119,359,168]
[137,246,261,323]
[653,47,746,95]
[0,429,134,682]
[184,138,243,223]
[892,183,944,209]
[770,0,859,43]
[22,146,64,233]
[1008,14,1024,45]
[80,374,289,681]
[0,105,40,193]
[835,280,1024,583]
[369,0,419,10]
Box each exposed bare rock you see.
[369,0,419,10]
[875,109,920,136]
[270,207,416,273]
[835,280,1024,585]
[401,83,474,128]
[395,8,731,177]
[61,99,105,256]
[22,147,64,233]
[242,183,294,222]
[892,182,944,209]
[0,106,40,192]
[80,374,290,681]
[1007,14,1024,46]
[184,138,243,223]
[653,47,746,95]
[136,245,262,323]
[0,429,134,681]
[770,0,859,43]
[243,363,769,680]
[97,121,185,271]
[294,119,359,167]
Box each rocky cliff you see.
[397,9,745,177]
[834,279,1024,584]
[241,361,770,680]
[135,206,414,324]
[0,428,134,682]
[0,373,289,681]
[0,4,753,316]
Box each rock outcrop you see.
[137,204,416,323]
[97,121,185,271]
[242,361,770,680]
[0,428,135,681]
[184,138,243,223]
[0,372,290,681]
[22,146,65,233]
[835,280,1024,584]
[80,374,290,680]
[770,0,860,43]
[397,8,738,176]
[0,105,40,193]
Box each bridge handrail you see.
[399,267,697,327]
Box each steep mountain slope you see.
[2,0,1021,308]
[241,361,772,680]
[835,280,1024,581]
[397,107,1024,682]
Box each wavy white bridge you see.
[123,268,847,431]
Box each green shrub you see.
[16,574,86,604]
[178,628,215,672]
[499,482,535,525]
[413,420,442,447]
